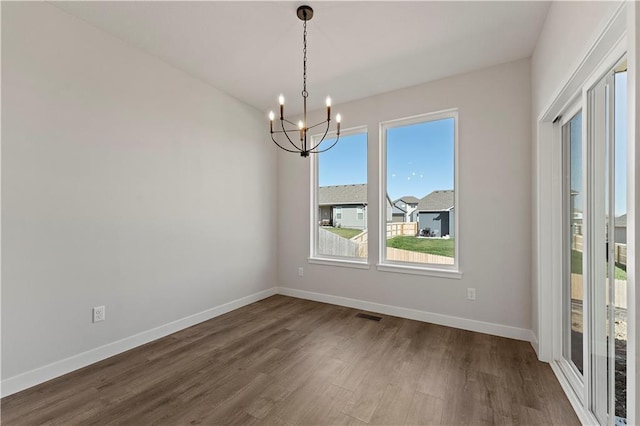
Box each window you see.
[379,110,458,275]
[311,128,368,263]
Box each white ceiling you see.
[53,1,550,114]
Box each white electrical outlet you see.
[467,288,476,301]
[93,306,105,323]
[298,267,304,277]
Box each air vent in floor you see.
[355,313,382,321]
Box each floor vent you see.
[355,313,382,321]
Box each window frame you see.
[309,125,370,268]
[378,109,461,278]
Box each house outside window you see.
[311,128,368,262]
[379,110,459,276]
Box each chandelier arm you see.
[307,119,330,131]
[271,133,302,153]
[272,122,302,134]
[312,133,341,154]
[280,118,303,151]
[282,118,299,127]
[271,129,299,134]
[307,121,331,152]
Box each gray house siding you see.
[333,205,367,230]
[391,214,405,223]
[418,210,454,237]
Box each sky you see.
[318,118,454,202]
[317,132,367,187]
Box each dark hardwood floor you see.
[1,295,579,425]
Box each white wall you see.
[531,0,624,352]
[1,2,276,387]
[277,59,533,335]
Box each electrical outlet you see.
[298,267,304,277]
[467,288,476,301]
[93,306,105,323]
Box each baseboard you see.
[1,287,277,398]
[277,287,532,342]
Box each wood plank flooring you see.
[1,295,579,425]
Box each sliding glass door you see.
[560,57,627,425]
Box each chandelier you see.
[269,5,341,158]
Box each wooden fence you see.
[318,228,363,258]
[386,247,453,265]
[571,273,627,309]
[319,223,448,261]
[573,234,627,267]
[386,222,418,238]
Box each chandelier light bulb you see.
[298,120,304,129]
[336,113,341,123]
[268,111,275,121]
[279,95,285,105]
[326,97,331,107]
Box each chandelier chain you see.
[302,19,308,98]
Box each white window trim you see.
[309,125,369,266]
[377,109,461,278]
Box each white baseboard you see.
[277,286,532,342]
[1,287,277,398]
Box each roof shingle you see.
[395,196,420,204]
[319,184,367,205]
[417,190,454,211]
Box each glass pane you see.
[316,132,367,259]
[565,111,584,374]
[613,69,627,421]
[385,117,455,266]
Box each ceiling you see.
[53,1,550,114]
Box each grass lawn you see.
[387,236,454,257]
[571,250,627,280]
[324,227,363,239]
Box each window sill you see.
[308,257,370,270]
[376,262,463,279]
